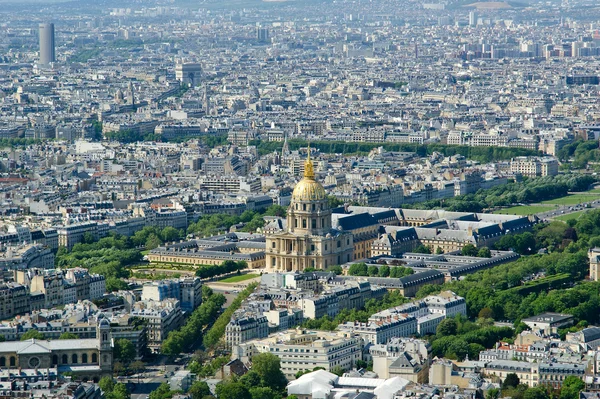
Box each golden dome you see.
[292,177,327,202]
[291,149,327,202]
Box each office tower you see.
[175,62,202,87]
[469,11,477,27]
[39,23,55,64]
[256,26,270,43]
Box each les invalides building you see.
[265,152,354,272]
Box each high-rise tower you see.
[39,23,55,65]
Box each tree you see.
[113,361,125,376]
[58,332,78,340]
[149,383,174,399]
[240,370,262,388]
[251,353,287,391]
[20,329,45,341]
[130,360,146,374]
[477,247,492,258]
[560,376,585,399]
[249,387,280,399]
[378,265,390,277]
[145,234,162,250]
[215,382,251,399]
[367,265,379,276]
[486,388,500,399]
[110,383,131,399]
[348,263,368,276]
[478,307,494,320]
[264,205,287,217]
[82,231,96,244]
[414,245,432,254]
[326,265,343,275]
[99,376,116,393]
[523,387,550,399]
[161,227,181,243]
[202,285,214,301]
[189,381,212,399]
[461,244,478,257]
[330,366,345,376]
[114,339,136,362]
[436,247,444,254]
[436,318,458,336]
[106,277,129,292]
[356,359,368,369]
[503,373,520,389]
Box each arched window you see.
[82,354,88,364]
[62,354,68,364]
[72,354,78,364]
[52,355,58,365]
[92,353,98,363]
[9,357,15,367]
[0,357,5,367]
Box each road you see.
[535,199,600,221]
[127,363,181,399]
[126,275,260,398]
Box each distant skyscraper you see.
[469,11,477,27]
[39,23,55,64]
[256,26,270,43]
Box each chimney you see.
[467,226,473,236]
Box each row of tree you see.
[347,262,414,278]
[202,283,258,350]
[249,139,541,162]
[186,205,286,237]
[161,287,226,355]
[403,174,596,213]
[194,260,248,279]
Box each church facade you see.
[265,153,354,272]
[0,319,113,381]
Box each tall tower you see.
[589,248,600,281]
[127,81,135,108]
[39,23,55,65]
[97,318,113,372]
[469,11,477,27]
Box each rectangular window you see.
[312,219,316,229]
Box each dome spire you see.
[304,143,314,179]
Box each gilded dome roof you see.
[292,178,327,202]
[291,150,327,202]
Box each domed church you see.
[265,152,354,271]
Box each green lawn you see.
[554,210,587,222]
[541,194,600,206]
[219,274,260,283]
[494,205,553,215]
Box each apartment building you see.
[131,298,183,353]
[510,157,559,178]
[0,283,29,320]
[337,316,417,345]
[370,338,431,382]
[422,291,467,318]
[232,330,362,379]
[56,222,98,250]
[225,314,269,347]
